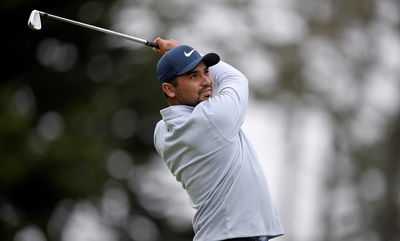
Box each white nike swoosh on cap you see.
[184,49,195,57]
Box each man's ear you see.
[162,83,176,98]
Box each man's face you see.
[163,62,214,107]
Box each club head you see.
[28,10,42,30]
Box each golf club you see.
[28,9,159,48]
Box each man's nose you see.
[201,74,212,85]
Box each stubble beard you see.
[182,86,213,107]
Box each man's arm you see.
[202,61,249,140]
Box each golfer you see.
[153,38,284,241]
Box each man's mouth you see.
[199,87,212,95]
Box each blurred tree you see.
[2,0,400,241]
[1,1,192,241]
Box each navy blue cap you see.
[156,45,220,84]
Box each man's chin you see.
[185,96,211,107]
[199,95,211,102]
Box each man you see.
[153,37,284,241]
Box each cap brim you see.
[202,53,220,67]
[177,53,220,76]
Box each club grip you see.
[146,41,159,49]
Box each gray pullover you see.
[154,61,284,241]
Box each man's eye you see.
[190,74,197,79]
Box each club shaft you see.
[39,11,158,48]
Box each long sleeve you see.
[202,61,249,141]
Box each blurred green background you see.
[1,0,400,241]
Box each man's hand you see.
[152,37,180,56]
